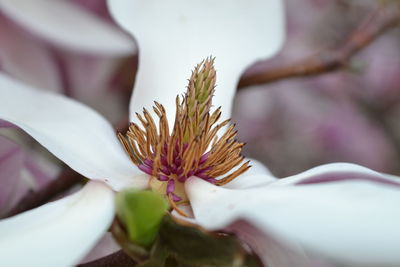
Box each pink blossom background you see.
[235,0,400,177]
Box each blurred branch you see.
[0,167,84,219]
[238,6,400,89]
[77,250,136,267]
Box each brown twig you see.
[238,6,400,89]
[1,167,84,219]
[77,250,136,267]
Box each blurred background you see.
[0,0,400,216]
[235,0,400,177]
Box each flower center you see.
[118,58,250,212]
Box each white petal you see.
[0,0,136,55]
[0,182,115,267]
[0,73,148,190]
[187,178,400,266]
[108,0,285,122]
[272,162,400,187]
[222,158,277,189]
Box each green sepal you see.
[116,189,169,247]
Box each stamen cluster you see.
[118,58,250,204]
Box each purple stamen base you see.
[166,179,175,194]
[138,164,153,175]
[139,148,215,202]
[169,192,182,202]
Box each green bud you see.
[116,189,169,247]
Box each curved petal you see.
[108,0,285,123]
[0,0,136,55]
[0,73,148,190]
[187,177,400,266]
[0,182,115,267]
[272,162,400,187]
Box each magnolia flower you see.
[0,1,284,266]
[1,1,398,267]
